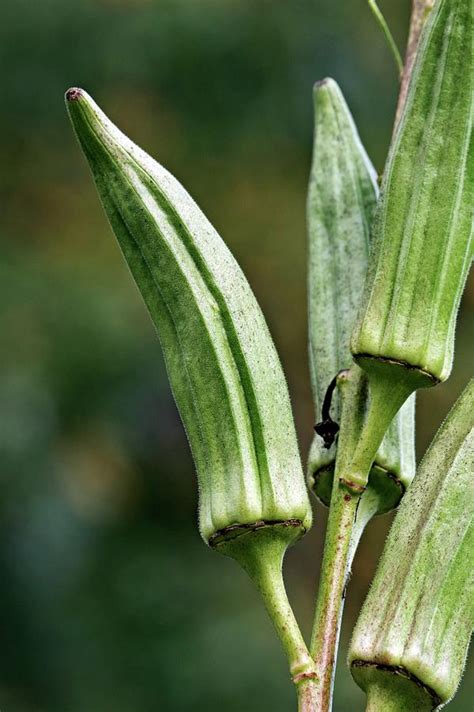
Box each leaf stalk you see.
[367,0,403,76]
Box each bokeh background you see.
[1,1,472,710]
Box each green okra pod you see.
[349,379,474,711]
[307,80,416,710]
[65,89,317,698]
[65,87,311,546]
[307,78,416,515]
[346,0,473,492]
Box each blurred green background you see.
[0,1,472,710]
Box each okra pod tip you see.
[65,87,83,102]
[306,78,416,509]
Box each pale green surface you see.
[66,91,311,544]
[352,0,473,383]
[1,0,473,709]
[360,666,433,712]
[349,380,474,705]
[306,79,416,509]
[345,0,473,494]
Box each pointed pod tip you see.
[313,77,338,93]
[65,87,84,103]
[311,77,348,121]
[64,87,104,154]
[312,78,343,110]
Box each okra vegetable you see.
[307,78,416,518]
[346,0,473,493]
[306,81,417,711]
[349,379,474,712]
[65,89,317,697]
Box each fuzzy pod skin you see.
[349,380,474,711]
[307,79,416,513]
[351,0,473,387]
[65,88,312,549]
[342,0,473,494]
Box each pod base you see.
[351,661,441,712]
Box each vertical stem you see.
[309,367,412,711]
[367,0,403,75]
[307,7,434,710]
[310,483,360,711]
[395,0,435,127]
[309,368,367,711]
[309,469,381,712]
[297,678,320,712]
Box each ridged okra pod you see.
[307,78,416,516]
[65,89,317,699]
[307,80,415,712]
[349,379,474,711]
[345,0,473,493]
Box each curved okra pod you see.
[345,0,473,493]
[65,89,317,701]
[307,78,416,517]
[349,380,474,711]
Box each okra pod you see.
[349,379,474,711]
[65,88,311,546]
[65,89,317,696]
[346,0,473,492]
[307,78,416,513]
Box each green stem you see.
[367,0,403,75]
[223,528,318,710]
[341,369,414,493]
[309,366,406,710]
[309,369,366,710]
[310,483,360,711]
[308,6,434,707]
[395,0,435,127]
[309,484,381,712]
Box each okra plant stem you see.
[222,529,318,711]
[309,372,415,711]
[367,0,403,75]
[309,2,440,707]
[310,371,417,710]
[310,483,360,712]
[395,0,435,126]
[310,483,384,711]
[310,368,369,711]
